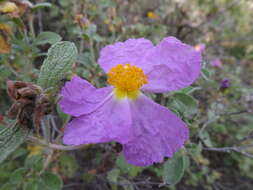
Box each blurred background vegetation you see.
[0,0,253,189]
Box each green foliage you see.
[37,41,78,92]
[58,153,77,177]
[41,172,63,190]
[32,3,52,11]
[171,92,198,117]
[0,123,29,164]
[23,181,39,190]
[33,32,62,46]
[1,166,63,190]
[116,154,143,177]
[107,169,120,190]
[0,0,253,189]
[201,68,211,80]
[163,151,187,185]
[0,183,17,190]
[10,168,27,185]
[25,155,44,172]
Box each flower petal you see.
[63,96,135,145]
[142,37,202,93]
[123,94,188,166]
[210,58,222,67]
[98,38,154,73]
[59,75,112,117]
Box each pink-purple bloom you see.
[59,37,202,166]
[210,58,222,68]
[220,79,230,89]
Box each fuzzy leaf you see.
[23,181,39,190]
[41,172,63,190]
[34,32,62,45]
[107,169,120,190]
[32,3,52,11]
[116,154,143,177]
[163,151,185,185]
[201,68,210,80]
[173,92,198,116]
[10,168,28,184]
[37,41,77,92]
[0,123,29,164]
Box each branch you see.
[28,136,90,151]
[199,108,251,134]
[221,109,252,116]
[203,145,253,159]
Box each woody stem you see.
[27,135,90,151]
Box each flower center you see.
[107,64,148,99]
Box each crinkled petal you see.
[98,38,154,73]
[142,37,202,93]
[59,75,112,117]
[63,96,136,145]
[123,94,188,166]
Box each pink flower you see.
[210,59,222,68]
[59,37,202,166]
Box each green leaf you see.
[173,92,198,116]
[11,17,25,28]
[116,154,143,177]
[34,32,62,46]
[107,169,120,190]
[186,143,202,155]
[41,172,63,190]
[0,183,17,190]
[37,41,78,93]
[199,131,213,147]
[0,65,12,80]
[10,168,27,184]
[23,181,39,190]
[32,3,52,11]
[201,68,210,80]
[59,153,77,177]
[120,178,134,190]
[77,52,93,66]
[179,86,201,94]
[163,151,185,185]
[11,147,27,160]
[92,34,105,42]
[56,105,70,126]
[24,155,43,169]
[0,123,29,164]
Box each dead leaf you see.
[0,24,12,54]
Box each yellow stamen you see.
[107,64,148,100]
[194,44,201,51]
[147,11,158,19]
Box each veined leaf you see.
[34,32,62,46]
[107,169,120,190]
[0,122,29,164]
[41,172,63,190]
[32,2,52,11]
[173,92,198,116]
[163,151,186,185]
[116,154,143,177]
[37,41,77,93]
